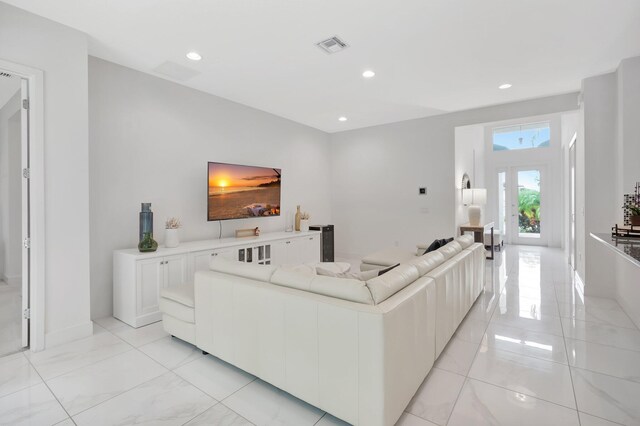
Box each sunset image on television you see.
[208,162,281,221]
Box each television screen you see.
[208,162,281,221]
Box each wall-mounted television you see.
[208,162,281,221]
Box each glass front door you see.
[516,169,542,240]
[499,166,546,246]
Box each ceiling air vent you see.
[316,36,349,54]
[0,72,13,78]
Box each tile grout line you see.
[22,350,77,425]
[313,412,327,425]
[554,269,582,426]
[46,330,177,421]
[59,350,170,420]
[442,259,500,425]
[32,346,137,382]
[23,323,139,383]
[446,249,583,423]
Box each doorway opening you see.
[496,166,546,246]
[0,69,30,355]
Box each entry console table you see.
[113,231,321,327]
[460,222,495,260]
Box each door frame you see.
[498,165,547,246]
[0,59,45,351]
[569,133,577,269]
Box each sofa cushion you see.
[309,275,375,304]
[270,267,316,290]
[437,240,463,260]
[160,298,195,323]
[270,268,375,305]
[455,234,475,249]
[377,263,400,276]
[366,264,420,304]
[425,239,442,254]
[160,283,195,324]
[280,262,351,276]
[406,251,446,276]
[210,257,277,282]
[316,267,379,281]
[361,247,416,267]
[160,283,194,308]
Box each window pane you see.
[493,122,550,151]
[518,170,541,238]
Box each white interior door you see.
[510,167,546,246]
[569,137,576,269]
[20,78,29,348]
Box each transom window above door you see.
[492,121,550,151]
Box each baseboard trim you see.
[44,320,94,349]
[1,273,21,287]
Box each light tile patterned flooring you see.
[0,280,22,357]
[1,245,639,425]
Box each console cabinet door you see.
[164,254,188,288]
[269,240,288,265]
[136,258,164,316]
[302,234,321,263]
[213,248,235,261]
[190,250,214,278]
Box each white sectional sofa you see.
[159,234,485,426]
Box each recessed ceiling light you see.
[362,70,376,78]
[499,83,512,89]
[186,51,202,61]
[338,116,348,122]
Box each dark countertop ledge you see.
[591,233,640,268]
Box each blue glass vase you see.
[139,203,154,246]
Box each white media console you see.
[113,230,321,327]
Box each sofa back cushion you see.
[406,251,446,276]
[437,240,462,260]
[271,268,375,305]
[455,234,474,249]
[209,257,277,282]
[315,267,380,281]
[366,264,420,304]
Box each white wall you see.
[581,72,619,297]
[454,125,484,230]
[0,88,21,284]
[0,2,92,347]
[330,93,579,258]
[88,57,333,319]
[615,57,640,327]
[578,56,640,327]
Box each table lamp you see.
[462,188,487,226]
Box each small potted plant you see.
[623,182,640,226]
[165,217,181,248]
[300,212,310,232]
[628,205,640,226]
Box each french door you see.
[497,166,546,246]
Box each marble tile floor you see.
[2,245,639,425]
[0,280,22,357]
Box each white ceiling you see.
[4,0,640,132]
